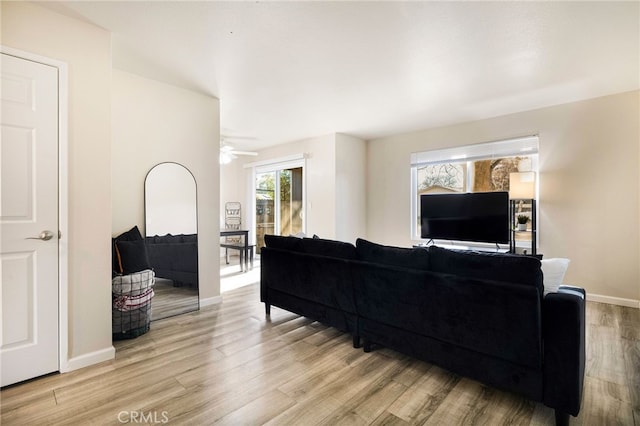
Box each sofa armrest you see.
[542,285,586,417]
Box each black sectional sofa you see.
[145,234,198,288]
[260,235,585,425]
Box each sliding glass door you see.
[255,163,304,253]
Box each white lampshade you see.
[509,172,535,199]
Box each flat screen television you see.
[420,191,510,244]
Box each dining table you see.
[220,229,253,272]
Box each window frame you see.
[410,136,539,245]
[249,156,307,243]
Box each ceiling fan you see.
[219,136,258,164]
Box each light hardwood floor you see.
[2,281,638,425]
[152,278,199,321]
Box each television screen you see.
[420,191,509,244]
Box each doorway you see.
[1,50,68,387]
[255,164,304,253]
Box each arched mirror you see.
[145,162,199,320]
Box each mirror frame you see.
[144,162,199,318]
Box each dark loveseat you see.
[260,235,585,425]
[145,234,198,288]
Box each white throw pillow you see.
[541,258,570,295]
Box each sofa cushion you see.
[115,225,143,241]
[264,234,303,252]
[356,238,430,271]
[112,226,144,276]
[145,233,197,244]
[114,239,152,275]
[147,233,178,244]
[182,233,198,242]
[301,237,357,259]
[428,246,543,290]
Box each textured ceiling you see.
[53,1,639,150]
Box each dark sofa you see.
[260,235,585,425]
[145,234,198,288]
[260,234,360,347]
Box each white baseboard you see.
[587,293,640,309]
[200,295,223,308]
[61,345,116,373]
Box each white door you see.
[1,53,59,387]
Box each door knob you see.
[26,230,55,241]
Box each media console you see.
[414,242,509,253]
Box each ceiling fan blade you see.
[230,150,258,156]
[221,134,257,141]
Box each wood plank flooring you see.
[2,281,638,425]
[151,278,199,321]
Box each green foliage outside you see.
[256,170,292,201]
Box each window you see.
[411,136,539,242]
[417,163,466,193]
[251,156,306,253]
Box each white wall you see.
[224,134,338,240]
[367,90,640,304]
[111,70,220,302]
[335,134,367,244]
[222,133,368,244]
[219,159,245,230]
[2,2,113,362]
[304,134,337,238]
